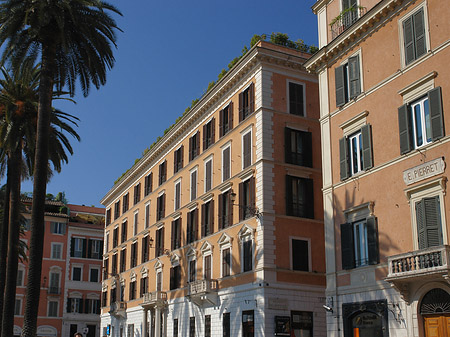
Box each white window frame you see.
[14,297,22,316]
[174,178,182,211]
[48,267,61,294]
[51,242,63,260]
[241,127,253,170]
[238,225,255,273]
[72,264,83,282]
[16,266,25,287]
[47,300,59,317]
[204,156,213,193]
[90,239,102,259]
[105,232,110,254]
[73,237,83,258]
[286,79,307,117]
[348,130,363,175]
[221,142,232,183]
[409,95,432,150]
[51,222,65,235]
[133,210,139,236]
[190,167,198,201]
[145,201,151,228]
[289,236,312,272]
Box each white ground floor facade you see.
[101,282,327,337]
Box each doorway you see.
[420,288,450,337]
[424,315,450,337]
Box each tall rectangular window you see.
[289,82,305,116]
[89,239,102,259]
[415,196,443,249]
[114,200,120,220]
[140,277,148,298]
[205,158,212,192]
[219,190,233,229]
[239,83,255,122]
[142,236,149,263]
[144,173,153,196]
[72,237,85,258]
[170,265,181,290]
[122,193,129,213]
[402,7,426,65]
[292,239,309,271]
[243,240,253,272]
[133,211,139,236]
[242,131,252,169]
[286,176,314,219]
[14,298,22,316]
[155,227,164,257]
[173,319,179,337]
[285,127,312,167]
[49,272,60,293]
[242,310,254,337]
[157,194,165,221]
[203,118,215,151]
[220,102,233,137]
[120,248,126,273]
[204,255,212,280]
[189,131,200,161]
[112,254,117,274]
[223,312,231,337]
[159,160,167,186]
[335,55,361,107]
[187,209,198,244]
[171,218,181,250]
[205,315,211,337]
[134,183,141,205]
[340,124,373,180]
[189,317,195,337]
[16,269,24,286]
[121,220,127,243]
[145,202,150,228]
[129,281,136,300]
[222,248,231,277]
[174,180,181,211]
[51,243,63,259]
[130,241,138,268]
[239,177,255,221]
[48,301,58,317]
[112,227,118,247]
[174,146,184,174]
[222,145,231,182]
[72,267,81,281]
[106,209,111,226]
[201,200,214,238]
[190,169,197,201]
[89,268,99,282]
[189,259,196,283]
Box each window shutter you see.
[194,209,198,241]
[189,136,193,161]
[361,124,373,170]
[162,194,165,218]
[187,210,192,242]
[196,131,200,156]
[423,196,443,248]
[177,218,182,248]
[304,131,313,168]
[96,300,101,314]
[428,87,444,141]
[173,150,177,174]
[335,65,346,107]
[416,199,426,249]
[201,204,206,237]
[171,220,176,250]
[180,145,184,168]
[285,176,293,216]
[305,178,314,219]
[99,241,104,259]
[249,177,256,212]
[203,124,207,151]
[67,298,72,313]
[341,223,355,269]
[211,118,215,144]
[339,137,350,180]
[50,222,55,233]
[82,239,87,258]
[218,194,223,230]
[209,199,214,234]
[229,101,234,130]
[228,193,234,227]
[398,104,412,154]
[243,132,251,168]
[79,298,84,313]
[62,223,66,235]
[219,109,224,137]
[84,299,89,314]
[403,16,415,65]
[156,196,160,221]
[366,216,379,265]
[413,9,426,60]
[239,92,244,122]
[161,227,165,254]
[285,128,291,163]
[87,239,92,259]
[239,182,244,221]
[249,83,255,114]
[348,55,361,99]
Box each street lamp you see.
[230,191,261,220]
[148,237,171,256]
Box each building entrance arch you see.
[420,288,450,337]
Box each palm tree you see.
[0,2,121,335]
[0,62,81,337]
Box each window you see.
[72,267,82,281]
[120,284,125,301]
[14,298,22,316]
[285,127,312,167]
[415,196,443,249]
[50,222,66,235]
[89,239,103,259]
[48,301,58,317]
[170,265,181,290]
[339,124,373,179]
[145,173,153,196]
[112,253,118,274]
[134,183,141,205]
[189,317,195,337]
[292,239,309,272]
[243,240,253,272]
[204,158,213,192]
[398,87,444,154]
[402,7,427,66]
[220,102,233,137]
[130,241,138,268]
[239,177,255,221]
[114,200,120,220]
[102,291,107,307]
[127,324,134,337]
[201,200,214,238]
[145,202,150,228]
[223,312,231,337]
[155,227,165,257]
[140,277,148,297]
[190,169,197,201]
[335,55,361,107]
[242,130,252,169]
[219,190,233,229]
[49,271,60,293]
[187,209,198,244]
[242,310,254,337]
[86,299,101,314]
[205,315,211,337]
[156,270,162,291]
[222,247,231,277]
[156,193,165,221]
[239,83,255,122]
[291,311,313,337]
[67,298,83,313]
[203,254,212,280]
[123,193,129,213]
[203,118,215,150]
[171,218,182,250]
[105,232,110,253]
[120,248,127,272]
[173,318,179,337]
[121,220,128,243]
[133,211,139,236]
[17,269,24,286]
[174,146,184,174]
[341,216,379,269]
[289,82,305,116]
[188,259,196,283]
[103,258,109,280]
[222,145,231,182]
[110,287,116,303]
[71,238,86,258]
[189,131,200,161]
[129,280,136,300]
[286,176,314,219]
[159,160,167,186]
[174,180,181,211]
[106,209,111,226]
[51,243,63,259]
[90,268,99,282]
[113,227,118,247]
[142,236,149,263]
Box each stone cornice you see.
[304,0,404,73]
[311,0,333,14]
[101,42,310,206]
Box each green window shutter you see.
[398,104,412,154]
[413,9,426,59]
[341,223,355,269]
[70,238,75,257]
[339,137,350,180]
[366,216,379,265]
[416,200,427,249]
[403,16,415,65]
[423,196,443,248]
[348,55,361,99]
[428,87,444,141]
[361,124,373,170]
[335,65,346,107]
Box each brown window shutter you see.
[249,83,255,113]
[162,194,165,218]
[219,109,224,137]
[203,124,207,151]
[211,118,215,144]
[218,194,223,230]
[228,193,234,227]
[180,145,184,168]
[239,92,244,122]
[249,177,256,210]
[229,101,234,130]
[194,209,198,241]
[189,136,193,161]
[201,204,206,237]
[171,220,175,250]
[239,182,244,221]
[196,131,200,156]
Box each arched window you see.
[420,288,450,314]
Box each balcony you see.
[47,286,60,295]
[385,245,450,303]
[109,301,127,318]
[141,291,167,308]
[331,6,367,39]
[187,279,218,307]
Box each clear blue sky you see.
[15,0,319,207]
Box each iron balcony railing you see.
[331,6,367,39]
[188,279,218,296]
[387,245,450,279]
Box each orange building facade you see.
[100,41,326,337]
[14,201,104,337]
[305,0,450,336]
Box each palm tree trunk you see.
[22,44,56,337]
[1,148,22,337]
[0,169,11,334]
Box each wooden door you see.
[424,315,450,337]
